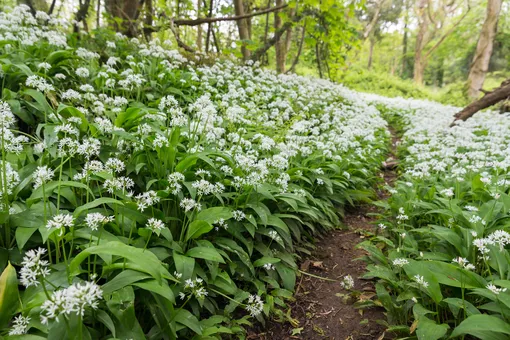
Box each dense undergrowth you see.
[360,93,510,339]
[0,6,390,339]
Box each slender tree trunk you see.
[287,23,305,73]
[413,0,428,85]
[401,0,409,77]
[205,0,213,53]
[143,0,153,40]
[96,0,101,28]
[466,0,502,99]
[315,42,323,78]
[274,0,285,73]
[234,0,251,60]
[367,35,375,69]
[262,0,271,65]
[196,0,203,50]
[212,25,221,52]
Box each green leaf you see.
[174,309,202,335]
[133,279,175,303]
[0,263,20,328]
[186,247,225,263]
[185,220,213,241]
[254,257,281,267]
[69,241,170,283]
[96,310,116,338]
[451,314,510,338]
[196,207,233,224]
[416,317,449,340]
[101,270,151,295]
[73,197,124,217]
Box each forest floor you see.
[248,128,399,340]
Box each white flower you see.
[452,257,475,271]
[85,213,113,231]
[33,166,54,188]
[263,263,275,270]
[268,230,282,242]
[440,188,454,197]
[487,283,507,295]
[146,218,165,233]
[340,275,355,289]
[135,190,160,211]
[378,223,387,230]
[179,198,201,212]
[46,213,74,235]
[414,275,429,288]
[233,210,246,221]
[105,158,125,173]
[245,294,264,317]
[392,258,409,267]
[26,75,54,92]
[8,315,30,335]
[75,67,90,78]
[41,281,102,324]
[37,62,51,71]
[20,248,50,287]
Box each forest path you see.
[249,127,399,340]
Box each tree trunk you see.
[205,0,213,53]
[315,42,323,78]
[234,0,251,60]
[196,0,203,50]
[401,0,409,77]
[143,0,153,40]
[96,0,101,28]
[452,79,510,124]
[368,35,375,69]
[413,0,428,85]
[274,0,285,73]
[104,0,141,36]
[466,0,502,99]
[287,23,305,73]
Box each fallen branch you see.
[173,3,288,26]
[451,78,510,125]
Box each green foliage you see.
[0,6,389,338]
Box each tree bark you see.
[205,0,213,53]
[251,21,292,61]
[196,0,203,50]
[363,0,385,39]
[286,22,306,73]
[413,0,428,85]
[73,0,92,33]
[452,79,510,124]
[401,0,409,77]
[466,0,502,99]
[368,35,375,69]
[96,0,101,28]
[274,0,285,73]
[143,0,153,40]
[234,0,251,60]
[104,0,142,36]
[315,42,323,78]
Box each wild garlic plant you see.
[0,6,389,339]
[360,93,510,339]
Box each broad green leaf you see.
[186,247,225,263]
[451,314,510,338]
[196,207,233,224]
[69,241,171,282]
[185,220,213,241]
[0,263,20,328]
[73,197,124,217]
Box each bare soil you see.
[247,128,400,340]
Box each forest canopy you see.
[6,0,510,105]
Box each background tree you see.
[466,0,502,99]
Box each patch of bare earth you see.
[248,127,399,340]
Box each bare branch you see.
[173,3,288,27]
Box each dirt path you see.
[249,127,399,340]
